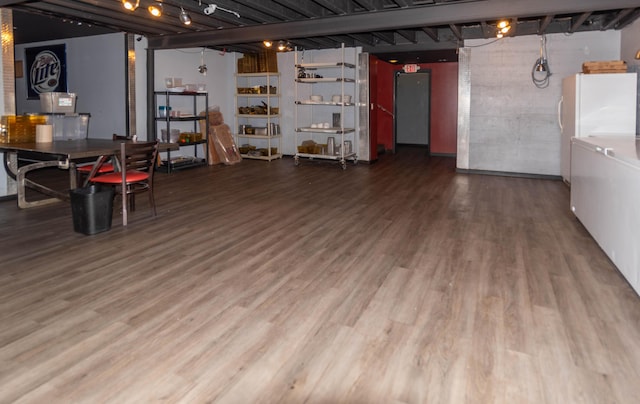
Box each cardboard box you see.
[582,60,628,74]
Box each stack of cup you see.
[327,137,336,155]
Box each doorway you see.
[394,71,431,151]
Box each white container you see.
[39,92,77,113]
[44,113,90,140]
[161,128,180,143]
[164,77,183,88]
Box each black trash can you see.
[69,184,114,235]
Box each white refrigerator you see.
[558,72,637,183]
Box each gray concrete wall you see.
[465,31,621,176]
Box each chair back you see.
[113,134,130,141]
[120,140,159,184]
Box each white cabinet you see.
[153,91,208,172]
[234,72,282,161]
[571,137,640,295]
[294,44,358,169]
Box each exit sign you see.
[403,64,420,73]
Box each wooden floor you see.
[1,147,640,403]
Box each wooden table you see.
[0,139,178,208]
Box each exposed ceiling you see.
[6,0,640,64]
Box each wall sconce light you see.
[635,49,640,60]
[263,40,273,48]
[496,20,511,38]
[179,8,192,25]
[148,2,163,17]
[122,0,139,11]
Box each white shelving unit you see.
[234,72,282,161]
[294,43,357,170]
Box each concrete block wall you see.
[465,30,621,176]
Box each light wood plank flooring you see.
[1,147,640,403]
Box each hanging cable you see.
[532,35,551,88]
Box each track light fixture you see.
[276,41,293,52]
[496,19,511,38]
[179,7,192,25]
[203,3,240,18]
[263,40,273,48]
[122,0,139,11]
[148,2,163,17]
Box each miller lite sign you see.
[25,44,67,99]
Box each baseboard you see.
[430,152,456,158]
[456,168,562,181]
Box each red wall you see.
[372,57,396,158]
[371,59,458,156]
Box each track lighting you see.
[496,19,511,38]
[263,40,273,48]
[148,2,163,17]
[203,4,216,15]
[179,7,192,25]
[277,41,293,52]
[122,0,139,11]
[203,3,240,18]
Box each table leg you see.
[17,160,70,208]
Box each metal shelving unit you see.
[294,44,357,169]
[234,72,282,161]
[153,91,209,173]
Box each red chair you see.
[76,134,130,183]
[89,140,159,226]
